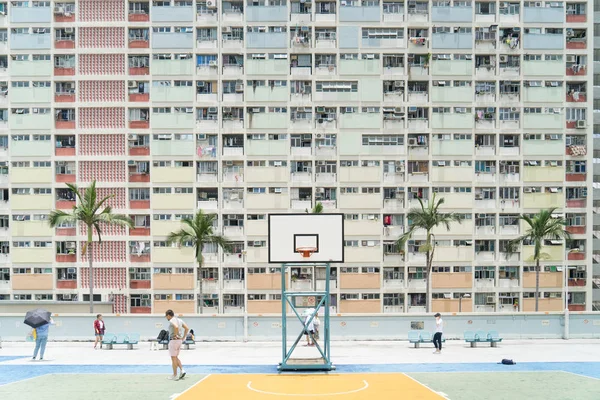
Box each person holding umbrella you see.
[24,309,54,361]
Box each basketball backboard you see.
[268,213,344,264]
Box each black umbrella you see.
[24,309,51,329]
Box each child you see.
[93,314,105,349]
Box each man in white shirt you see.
[165,309,189,380]
[433,313,443,354]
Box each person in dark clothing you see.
[433,313,443,354]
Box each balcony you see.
[524,33,564,50]
[129,32,149,49]
[11,32,52,50]
[153,31,193,49]
[11,58,52,77]
[246,5,287,22]
[523,6,564,23]
[129,3,150,22]
[11,6,51,23]
[431,112,474,129]
[151,5,194,22]
[432,32,472,49]
[55,31,75,49]
[246,32,287,49]
[523,271,562,288]
[54,5,75,23]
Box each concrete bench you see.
[408,330,445,348]
[464,330,503,348]
[103,333,139,350]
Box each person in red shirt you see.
[93,314,106,349]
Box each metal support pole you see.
[279,262,333,371]
[564,265,569,340]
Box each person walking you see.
[32,317,54,360]
[304,309,315,346]
[93,314,106,349]
[313,312,321,345]
[433,313,443,354]
[165,310,189,381]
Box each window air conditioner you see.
[576,120,586,129]
[208,107,218,113]
[127,160,136,166]
[208,60,218,67]
[499,55,508,63]
[64,27,74,34]
[408,138,417,146]
[486,296,495,304]
[566,55,576,63]
[128,134,138,141]
[206,0,217,8]
[128,81,137,88]
[235,84,244,92]
[54,6,64,14]
[223,107,232,112]
[223,27,231,33]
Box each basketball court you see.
[0,366,599,400]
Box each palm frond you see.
[48,210,77,228]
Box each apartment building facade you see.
[592,0,599,311]
[0,0,594,314]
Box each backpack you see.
[157,329,168,341]
[500,359,516,365]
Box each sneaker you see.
[179,370,186,380]
[32,357,36,360]
[167,375,178,381]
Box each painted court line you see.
[246,379,369,397]
[402,373,450,400]
[172,374,212,399]
[559,370,600,381]
[0,373,51,388]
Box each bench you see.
[464,330,503,348]
[103,333,140,350]
[408,330,445,348]
[183,339,195,350]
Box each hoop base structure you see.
[279,263,334,372]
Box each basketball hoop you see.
[296,246,317,258]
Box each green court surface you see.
[407,371,600,400]
[1,371,599,400]
[0,373,207,400]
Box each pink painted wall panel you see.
[80,222,127,237]
[79,27,125,48]
[78,107,125,129]
[79,0,125,21]
[78,134,125,156]
[78,161,126,182]
[92,188,127,210]
[80,267,127,289]
[79,81,125,102]
[79,54,125,75]
[80,241,127,263]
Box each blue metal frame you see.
[278,262,334,371]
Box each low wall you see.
[0,313,599,342]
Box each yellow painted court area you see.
[176,373,445,400]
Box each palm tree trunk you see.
[425,249,431,313]
[535,259,540,312]
[87,236,94,314]
[198,261,203,315]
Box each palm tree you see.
[167,210,229,314]
[396,194,462,312]
[306,202,324,214]
[49,181,133,313]
[506,208,570,312]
